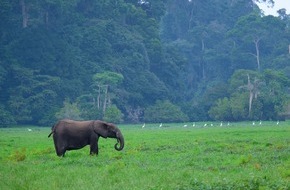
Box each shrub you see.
[55,98,82,120]
[0,105,16,127]
[144,100,189,123]
[103,105,123,123]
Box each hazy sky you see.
[256,0,290,16]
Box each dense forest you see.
[0,0,289,126]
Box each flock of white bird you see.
[141,120,281,128]
[26,120,281,131]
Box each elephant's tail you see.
[48,131,53,138]
[48,124,56,138]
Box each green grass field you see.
[0,121,289,190]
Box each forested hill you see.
[0,0,289,126]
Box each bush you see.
[209,98,232,121]
[144,100,189,123]
[55,99,82,120]
[103,105,123,123]
[0,105,16,127]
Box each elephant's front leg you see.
[90,136,99,155]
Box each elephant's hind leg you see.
[56,143,67,157]
[56,148,66,157]
[54,135,66,157]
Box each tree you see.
[261,69,290,119]
[55,99,82,120]
[228,14,264,71]
[0,105,16,127]
[103,105,124,123]
[144,100,188,123]
[229,70,263,119]
[230,93,249,120]
[92,71,124,113]
[208,98,232,121]
[8,65,60,124]
[0,0,289,125]
[210,69,290,121]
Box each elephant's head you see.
[92,120,124,151]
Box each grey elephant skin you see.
[48,119,124,157]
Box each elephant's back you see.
[58,119,93,126]
[55,120,93,133]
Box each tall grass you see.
[0,121,289,189]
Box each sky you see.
[256,0,290,16]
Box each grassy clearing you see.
[0,121,289,189]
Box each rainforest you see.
[0,0,289,126]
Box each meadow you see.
[0,121,289,190]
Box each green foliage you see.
[144,100,188,123]
[55,99,82,120]
[103,105,124,123]
[210,69,289,121]
[93,72,124,86]
[208,98,232,121]
[230,93,249,121]
[0,105,16,127]
[76,94,102,120]
[0,0,289,124]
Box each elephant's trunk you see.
[114,132,124,151]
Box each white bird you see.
[159,123,163,127]
[142,123,145,128]
[27,128,32,132]
[259,120,262,125]
[220,122,223,127]
[210,123,213,127]
[183,124,187,127]
[227,122,230,126]
[203,123,207,127]
[192,122,196,127]
[252,121,255,126]
[276,121,279,125]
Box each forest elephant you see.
[48,119,124,157]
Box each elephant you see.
[48,119,124,157]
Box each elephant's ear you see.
[92,120,109,138]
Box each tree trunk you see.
[102,85,108,113]
[247,74,254,116]
[200,39,206,79]
[20,0,28,28]
[254,38,261,71]
[97,85,101,110]
[45,11,49,28]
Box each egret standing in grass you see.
[192,122,196,127]
[159,123,163,128]
[27,128,32,132]
[220,122,223,127]
[183,124,187,127]
[142,123,146,128]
